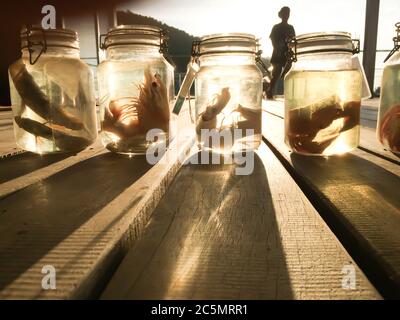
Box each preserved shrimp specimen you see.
[102,66,170,139]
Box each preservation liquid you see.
[377,63,400,154]
[285,69,362,156]
[9,57,97,154]
[98,61,173,155]
[195,64,262,154]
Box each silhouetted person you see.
[266,6,295,99]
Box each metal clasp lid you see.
[287,37,297,62]
[384,22,400,63]
[255,49,269,74]
[287,35,360,63]
[352,39,360,54]
[99,34,107,50]
[159,29,175,67]
[191,40,201,60]
[26,25,47,65]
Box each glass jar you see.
[377,22,400,154]
[284,32,363,156]
[97,25,174,155]
[193,33,263,153]
[8,26,97,154]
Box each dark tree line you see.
[117,10,199,74]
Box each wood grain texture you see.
[262,110,400,298]
[101,143,380,300]
[0,111,19,158]
[0,142,106,199]
[0,109,195,299]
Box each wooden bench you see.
[0,100,398,299]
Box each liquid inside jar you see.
[285,69,362,156]
[195,64,262,154]
[9,57,97,154]
[98,61,174,155]
[377,63,400,154]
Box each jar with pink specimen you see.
[97,25,174,155]
[285,32,364,156]
[377,22,400,154]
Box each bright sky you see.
[119,0,399,56]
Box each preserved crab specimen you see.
[286,94,361,155]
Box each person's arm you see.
[289,25,296,38]
[270,26,279,47]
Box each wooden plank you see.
[0,142,106,199]
[0,111,19,157]
[262,111,400,298]
[101,143,380,300]
[0,108,195,299]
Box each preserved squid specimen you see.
[378,104,400,153]
[286,94,360,154]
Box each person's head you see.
[278,6,290,23]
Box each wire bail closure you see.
[287,35,360,63]
[191,39,268,73]
[99,34,107,50]
[99,27,168,51]
[384,22,400,63]
[191,40,201,61]
[287,37,298,62]
[26,25,47,65]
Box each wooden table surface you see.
[0,99,398,299]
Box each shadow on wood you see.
[0,152,153,292]
[0,152,73,184]
[102,151,293,299]
[289,152,400,298]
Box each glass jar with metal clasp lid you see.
[377,22,400,154]
[284,32,367,156]
[191,33,264,153]
[8,26,97,154]
[97,25,175,155]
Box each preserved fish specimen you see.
[9,60,84,130]
[9,60,94,152]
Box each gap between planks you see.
[101,142,380,300]
[262,110,400,299]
